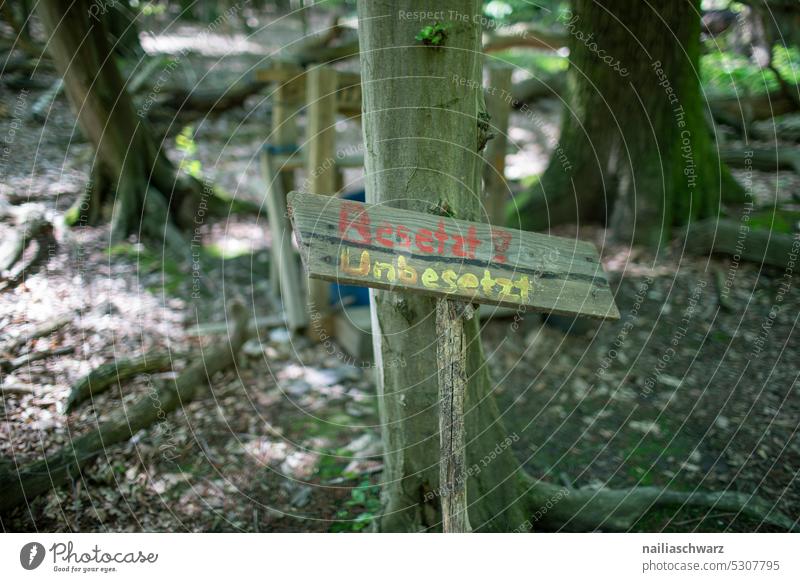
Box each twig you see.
[2,312,72,354]
[1,345,75,372]
[0,301,250,512]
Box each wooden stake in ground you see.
[304,65,339,339]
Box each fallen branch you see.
[528,479,798,532]
[0,301,249,513]
[30,78,64,122]
[0,345,74,373]
[185,314,284,337]
[709,90,799,129]
[508,73,799,130]
[683,218,800,268]
[156,78,267,114]
[720,146,800,174]
[64,352,174,412]
[1,312,72,354]
[1,384,40,396]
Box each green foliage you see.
[108,242,184,295]
[330,479,382,532]
[175,125,203,179]
[493,49,568,76]
[63,204,80,227]
[748,209,800,235]
[415,23,447,47]
[140,3,166,17]
[701,46,800,97]
[482,0,567,27]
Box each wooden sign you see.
[287,191,620,320]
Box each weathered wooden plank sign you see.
[287,191,620,320]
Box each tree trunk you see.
[357,0,796,533]
[513,0,745,247]
[358,0,530,532]
[37,0,199,251]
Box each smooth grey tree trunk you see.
[357,0,530,532]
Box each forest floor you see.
[1,15,798,532]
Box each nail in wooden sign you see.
[287,191,620,319]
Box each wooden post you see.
[268,72,304,294]
[305,65,338,337]
[262,150,308,332]
[483,65,512,226]
[436,299,473,532]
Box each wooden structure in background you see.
[259,62,365,337]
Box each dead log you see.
[155,77,266,114]
[720,147,800,174]
[508,72,797,129]
[527,478,799,532]
[0,302,249,514]
[684,218,800,268]
[64,352,174,412]
[127,57,168,95]
[709,90,799,129]
[185,314,284,337]
[0,384,41,396]
[296,37,360,66]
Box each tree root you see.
[64,351,174,413]
[0,204,56,291]
[0,205,48,274]
[720,146,800,175]
[683,218,799,268]
[0,301,249,515]
[525,478,798,532]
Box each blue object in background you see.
[330,189,369,306]
[342,189,366,202]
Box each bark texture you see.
[37,0,202,251]
[513,0,744,246]
[358,0,530,532]
[436,300,473,532]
